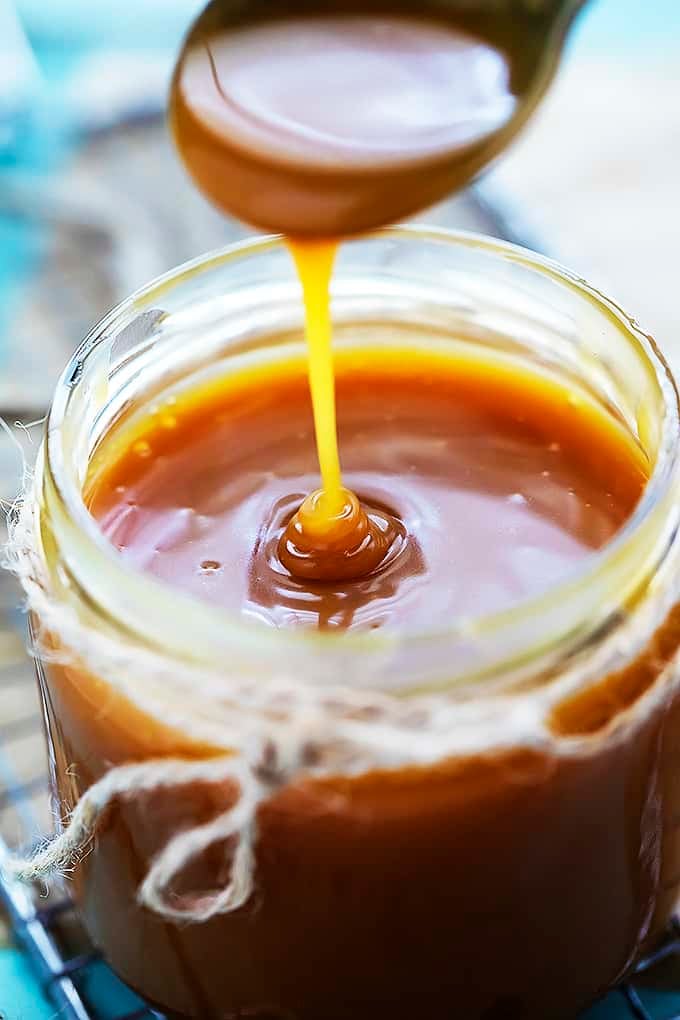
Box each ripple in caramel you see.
[278,487,405,582]
[86,348,647,632]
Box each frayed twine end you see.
[1,752,282,923]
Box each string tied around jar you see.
[2,726,327,923]
[135,713,333,922]
[0,480,350,923]
[7,489,680,925]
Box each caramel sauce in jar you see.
[86,350,645,630]
[33,285,680,1017]
[21,3,680,1014]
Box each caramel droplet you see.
[278,487,403,582]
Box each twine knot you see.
[2,745,299,923]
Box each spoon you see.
[170,0,588,236]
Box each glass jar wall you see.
[25,229,680,1019]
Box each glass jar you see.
[23,227,680,1020]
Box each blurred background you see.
[0,0,678,419]
[0,1,678,1017]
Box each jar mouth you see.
[41,226,680,694]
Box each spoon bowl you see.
[170,0,587,236]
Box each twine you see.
[3,491,677,923]
[5,756,261,921]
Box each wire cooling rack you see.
[1,578,680,1020]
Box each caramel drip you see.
[284,239,402,581]
[278,487,404,582]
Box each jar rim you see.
[40,225,680,693]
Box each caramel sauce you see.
[39,580,680,1020]
[32,4,680,1018]
[30,3,680,1017]
[169,1,587,600]
[283,239,402,582]
[277,487,404,583]
[86,349,646,632]
[170,9,518,236]
[170,2,578,236]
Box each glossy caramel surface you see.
[86,349,646,631]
